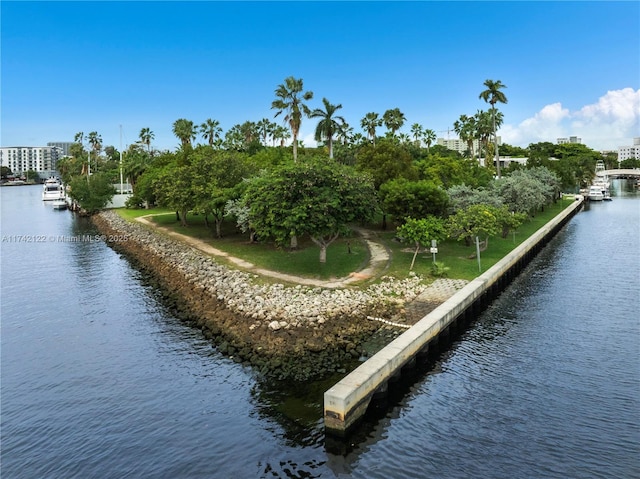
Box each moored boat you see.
[588,185,604,201]
[42,177,65,201]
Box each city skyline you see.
[2,1,639,152]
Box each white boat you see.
[42,177,65,201]
[52,200,67,210]
[588,185,604,201]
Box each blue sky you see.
[2,1,639,152]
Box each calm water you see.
[2,183,639,478]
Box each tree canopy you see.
[243,159,377,262]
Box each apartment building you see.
[618,137,640,162]
[0,146,62,178]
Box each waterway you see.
[1,182,639,478]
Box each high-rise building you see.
[557,136,582,144]
[0,146,62,178]
[47,141,74,157]
[437,137,501,156]
[618,138,640,162]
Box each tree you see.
[410,123,423,146]
[355,141,418,189]
[361,112,383,146]
[123,147,152,192]
[447,184,503,213]
[271,76,313,162]
[1,166,12,179]
[68,172,116,214]
[491,174,547,216]
[479,79,508,178]
[200,119,222,147]
[138,127,154,153]
[447,203,500,249]
[474,109,494,161]
[493,205,527,238]
[382,108,406,136]
[256,118,273,146]
[423,128,436,154]
[379,178,449,220]
[335,120,353,146]
[172,118,197,148]
[418,154,493,189]
[396,216,447,271]
[87,131,103,155]
[453,114,476,158]
[243,159,377,263]
[154,161,197,226]
[310,98,345,159]
[190,148,252,237]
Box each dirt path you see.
[134,215,391,288]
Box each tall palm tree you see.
[74,131,84,145]
[479,79,508,178]
[256,118,272,146]
[138,127,154,153]
[410,123,423,146]
[200,119,222,147]
[423,128,436,154]
[274,125,291,147]
[360,112,382,146]
[474,110,493,162]
[87,131,102,154]
[309,98,345,159]
[271,76,313,162]
[336,120,353,146]
[172,118,197,147]
[382,108,406,136]
[454,114,476,158]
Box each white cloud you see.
[500,88,640,150]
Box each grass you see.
[115,197,574,283]
[380,197,574,281]
[121,209,368,280]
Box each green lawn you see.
[116,198,574,283]
[122,210,368,280]
[380,198,574,280]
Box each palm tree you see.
[309,98,345,159]
[172,118,197,147]
[336,120,353,146]
[410,123,423,146]
[87,131,102,154]
[200,119,222,147]
[274,125,291,147]
[138,127,154,153]
[74,131,84,145]
[474,110,493,162]
[256,118,272,146]
[479,79,508,177]
[382,108,406,136]
[453,114,476,158]
[271,76,313,162]
[360,112,382,146]
[423,128,436,154]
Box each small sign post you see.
[430,239,438,264]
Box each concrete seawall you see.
[324,197,584,436]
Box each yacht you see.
[587,185,604,201]
[42,177,65,201]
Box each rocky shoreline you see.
[92,210,428,381]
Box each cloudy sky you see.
[2,1,638,152]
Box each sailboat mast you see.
[119,125,124,194]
